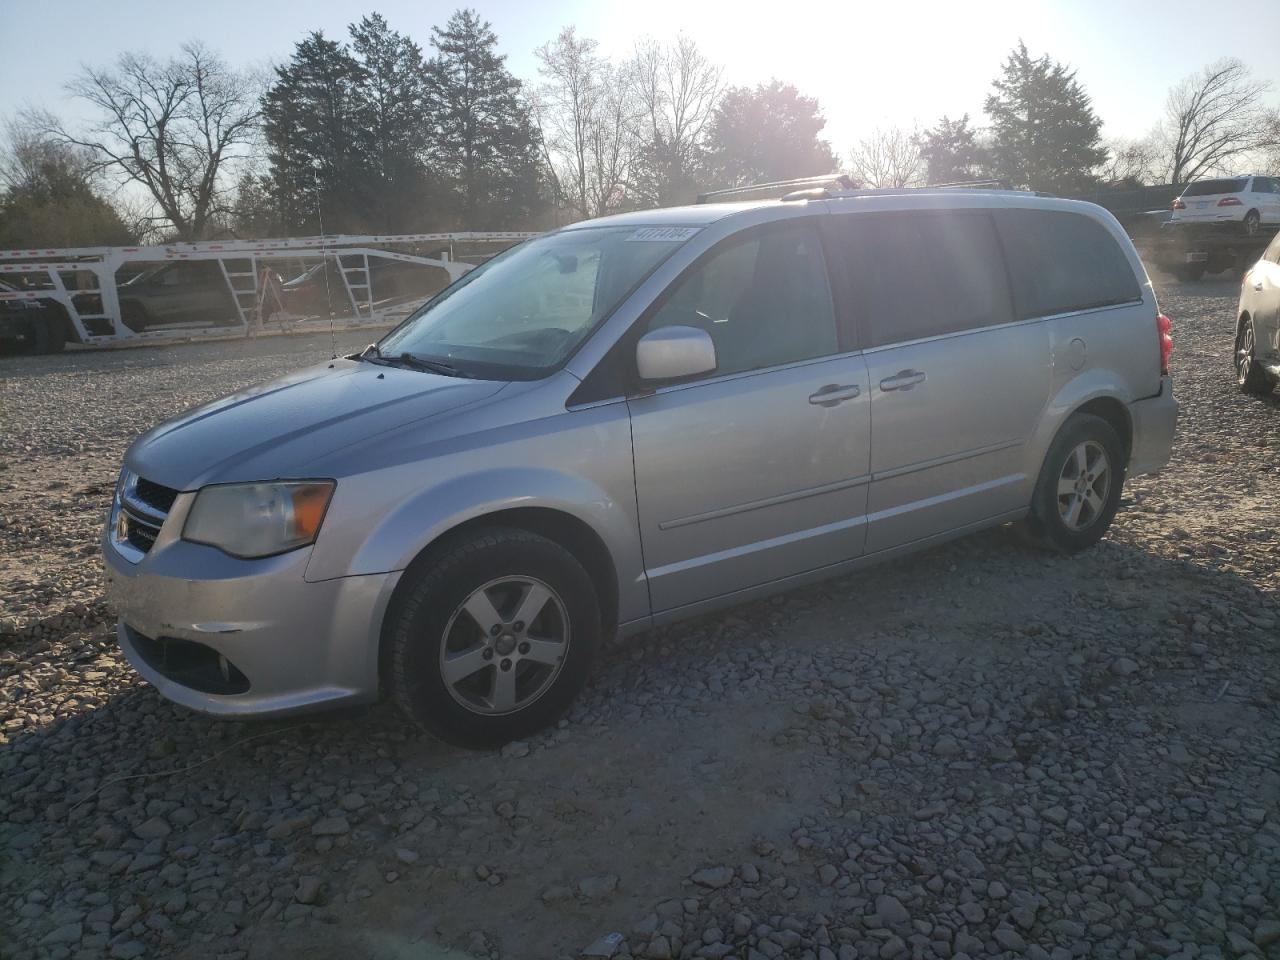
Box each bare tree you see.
[51,43,260,239]
[628,35,723,206]
[847,126,924,188]
[1098,137,1160,185]
[535,27,635,220]
[1259,109,1280,176]
[1159,59,1272,185]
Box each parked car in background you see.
[116,261,238,331]
[279,257,451,318]
[104,189,1177,747]
[1170,176,1280,236]
[1234,231,1280,394]
[0,279,72,354]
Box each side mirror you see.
[636,325,717,382]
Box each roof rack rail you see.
[696,174,856,204]
[697,175,1051,205]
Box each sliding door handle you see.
[808,383,861,406]
[879,369,926,392]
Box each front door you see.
[628,220,872,613]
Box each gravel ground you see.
[1,283,1277,960]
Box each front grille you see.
[115,473,177,558]
[134,477,179,513]
[128,628,250,695]
[124,515,159,552]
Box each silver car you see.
[1235,230,1280,394]
[104,190,1178,747]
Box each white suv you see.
[1171,176,1280,236]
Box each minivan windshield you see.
[376,225,695,379]
[1181,178,1248,196]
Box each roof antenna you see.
[313,163,338,360]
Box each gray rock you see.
[933,736,961,758]
[295,876,322,905]
[876,894,910,925]
[879,935,906,958]
[311,817,350,836]
[132,817,171,840]
[1110,657,1139,676]
[646,935,672,960]
[994,928,1027,952]
[578,874,620,899]
[1255,921,1280,948]
[41,921,82,944]
[691,866,735,889]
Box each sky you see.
[2,0,1279,161]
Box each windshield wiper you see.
[369,350,469,378]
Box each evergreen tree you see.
[704,81,836,188]
[349,13,436,232]
[425,9,544,228]
[262,31,373,234]
[918,114,992,185]
[984,43,1107,194]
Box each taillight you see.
[1218,197,1242,207]
[1157,313,1173,376]
[1171,199,1186,210]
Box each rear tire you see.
[384,528,601,748]
[40,313,67,354]
[1018,413,1125,554]
[120,303,148,334]
[1243,210,1261,237]
[1235,316,1277,395]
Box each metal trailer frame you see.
[0,232,536,348]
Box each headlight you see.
[183,481,335,559]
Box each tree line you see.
[2,9,1278,248]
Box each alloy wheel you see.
[1057,440,1111,532]
[438,576,570,715]
[1236,321,1255,384]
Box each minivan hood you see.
[125,358,507,489]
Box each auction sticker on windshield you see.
[626,227,702,242]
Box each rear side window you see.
[827,211,1013,348]
[1181,178,1249,197]
[1252,177,1277,194]
[995,210,1141,318]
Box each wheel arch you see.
[376,505,622,692]
[1071,396,1132,461]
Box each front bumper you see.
[103,528,400,718]
[1128,376,1178,476]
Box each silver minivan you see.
[103,189,1178,746]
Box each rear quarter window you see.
[1181,178,1249,197]
[995,210,1142,319]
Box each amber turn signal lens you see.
[290,483,333,542]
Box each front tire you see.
[384,528,601,748]
[1235,316,1277,395]
[1019,414,1125,554]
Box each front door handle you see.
[1255,282,1265,292]
[808,383,861,407]
[879,369,927,392]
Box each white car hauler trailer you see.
[0,232,535,352]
